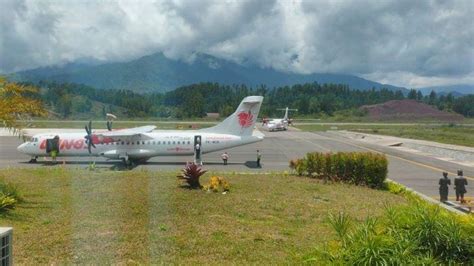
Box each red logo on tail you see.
[238,111,254,128]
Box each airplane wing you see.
[94,125,156,141]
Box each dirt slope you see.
[360,99,463,121]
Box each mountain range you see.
[418,85,474,97]
[9,52,410,93]
[9,53,474,95]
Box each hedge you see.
[289,152,388,188]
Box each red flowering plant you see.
[177,162,208,189]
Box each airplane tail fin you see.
[283,107,289,120]
[277,107,297,121]
[201,96,263,136]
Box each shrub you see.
[0,193,16,211]
[177,162,207,189]
[0,180,21,212]
[291,152,388,188]
[313,202,474,265]
[0,181,22,202]
[203,176,230,192]
[289,158,306,176]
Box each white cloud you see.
[0,0,473,87]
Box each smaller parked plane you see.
[17,96,264,165]
[263,107,297,131]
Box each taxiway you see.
[1,128,472,199]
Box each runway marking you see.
[314,132,474,181]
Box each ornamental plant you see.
[204,176,230,192]
[0,193,16,211]
[0,180,21,212]
[177,162,208,189]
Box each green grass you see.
[309,182,474,264]
[295,123,474,147]
[0,168,406,264]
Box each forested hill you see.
[11,52,406,93]
[37,82,474,119]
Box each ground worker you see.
[454,170,468,203]
[194,137,202,165]
[221,152,229,165]
[439,172,451,202]
[256,150,261,167]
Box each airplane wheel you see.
[122,158,132,166]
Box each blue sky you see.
[1,0,473,88]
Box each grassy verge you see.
[305,181,474,264]
[295,123,474,147]
[0,167,406,264]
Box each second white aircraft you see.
[263,107,297,131]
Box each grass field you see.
[0,167,406,264]
[295,123,474,147]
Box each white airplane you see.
[263,107,297,131]
[17,96,264,165]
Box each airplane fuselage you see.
[17,130,263,160]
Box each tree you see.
[0,77,46,134]
[453,95,474,117]
[416,91,423,102]
[407,89,417,100]
[428,90,437,105]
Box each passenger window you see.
[173,141,176,145]
[121,141,124,145]
[142,141,145,145]
[168,141,171,145]
[152,141,155,145]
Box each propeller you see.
[84,121,96,154]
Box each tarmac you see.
[1,127,473,200]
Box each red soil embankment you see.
[360,99,463,121]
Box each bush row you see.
[289,152,388,188]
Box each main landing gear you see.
[28,156,38,163]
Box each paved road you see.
[1,129,472,199]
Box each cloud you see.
[0,0,473,87]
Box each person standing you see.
[221,152,229,165]
[194,136,202,165]
[454,170,468,203]
[256,150,262,167]
[439,172,451,202]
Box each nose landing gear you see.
[28,156,38,163]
